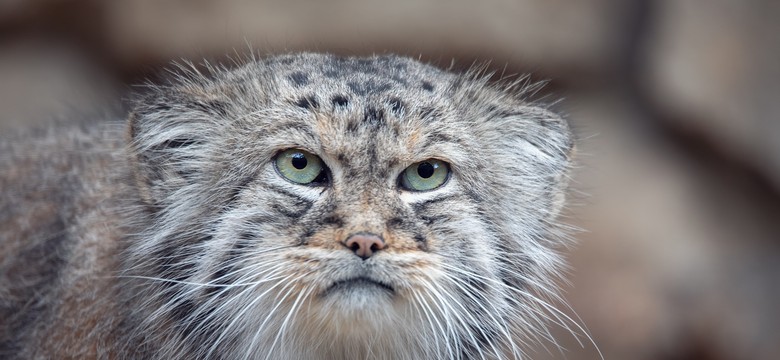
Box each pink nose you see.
[344,233,385,260]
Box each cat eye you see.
[400,159,450,191]
[275,149,328,185]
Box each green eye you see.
[400,159,450,191]
[275,149,326,185]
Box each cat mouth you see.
[322,276,395,297]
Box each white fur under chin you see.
[229,290,436,360]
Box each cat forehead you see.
[265,53,455,100]
[241,54,468,157]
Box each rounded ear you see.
[126,91,227,208]
[498,105,575,218]
[462,99,576,230]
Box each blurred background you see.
[1,0,778,359]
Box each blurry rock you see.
[643,0,780,190]
[104,0,633,77]
[0,42,118,130]
[546,89,780,360]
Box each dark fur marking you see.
[346,120,360,134]
[175,168,197,181]
[411,194,458,213]
[388,98,405,115]
[299,227,316,246]
[386,217,404,228]
[331,95,349,107]
[154,235,211,285]
[428,130,452,143]
[421,81,434,92]
[413,234,428,251]
[463,188,484,204]
[206,237,254,297]
[419,214,451,226]
[364,107,385,125]
[149,103,172,112]
[208,100,230,117]
[294,95,319,110]
[336,152,349,165]
[496,110,520,119]
[497,242,530,291]
[263,183,308,202]
[158,138,199,149]
[171,298,222,347]
[169,298,195,324]
[322,215,344,227]
[270,200,313,219]
[287,71,310,87]
[418,106,441,121]
[367,146,379,166]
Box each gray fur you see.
[0,53,578,359]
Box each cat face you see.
[127,53,574,359]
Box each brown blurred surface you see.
[1,1,778,359]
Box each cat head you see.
[126,53,575,359]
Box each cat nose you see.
[343,233,385,260]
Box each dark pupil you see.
[291,154,308,169]
[417,162,435,178]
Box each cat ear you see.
[127,89,228,207]
[480,104,575,220]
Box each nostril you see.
[343,233,385,260]
[349,241,360,252]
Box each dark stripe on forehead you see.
[286,71,310,87]
[293,95,319,110]
[331,95,349,108]
[418,106,443,121]
[388,98,405,115]
[364,107,385,125]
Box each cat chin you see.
[317,281,395,313]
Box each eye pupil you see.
[291,154,308,169]
[417,162,435,178]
